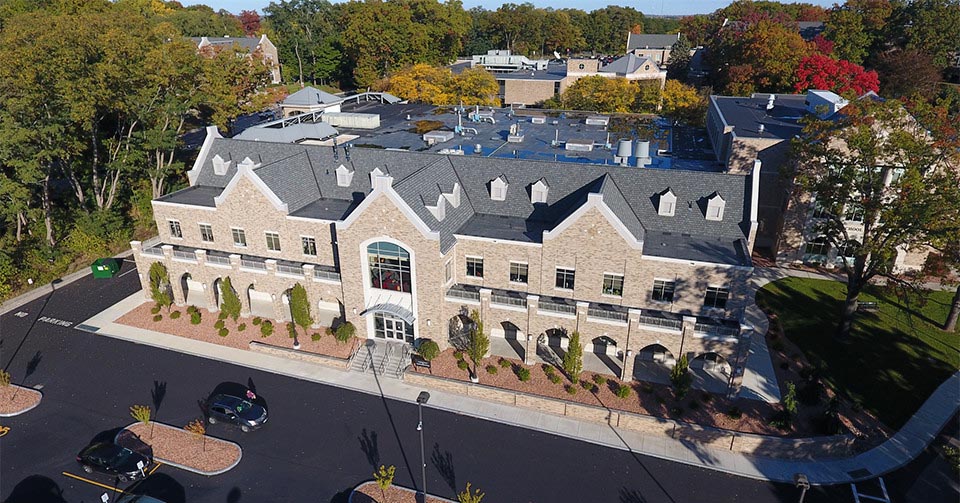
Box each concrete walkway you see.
[80,291,960,486]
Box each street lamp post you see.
[416,391,430,503]
[794,473,810,503]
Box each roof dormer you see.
[441,182,461,208]
[370,167,385,188]
[658,188,676,216]
[212,154,232,176]
[705,192,725,221]
[424,194,446,221]
[238,156,261,170]
[490,175,508,201]
[531,178,549,204]
[335,164,354,187]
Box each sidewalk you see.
[82,291,960,486]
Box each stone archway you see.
[280,288,293,323]
[690,352,732,394]
[180,273,205,308]
[537,328,569,367]
[247,285,274,319]
[587,336,621,376]
[632,344,677,384]
[212,277,223,308]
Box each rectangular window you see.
[652,279,675,302]
[466,257,484,278]
[812,201,829,219]
[602,273,624,297]
[509,262,528,284]
[844,203,865,222]
[704,286,730,309]
[168,220,182,239]
[804,236,829,256]
[445,260,453,283]
[199,224,214,242]
[265,232,281,252]
[301,236,317,256]
[231,228,247,247]
[555,267,575,290]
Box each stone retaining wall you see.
[404,371,854,459]
[248,341,349,369]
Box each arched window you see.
[367,242,412,293]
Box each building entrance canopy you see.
[362,303,415,325]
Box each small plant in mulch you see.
[374,464,396,501]
[252,317,262,325]
[214,320,225,330]
[218,328,229,337]
[580,380,596,392]
[150,305,161,315]
[457,360,469,370]
[419,340,440,362]
[130,404,153,438]
[190,311,202,325]
[542,364,554,375]
[0,369,10,387]
[152,314,163,322]
[615,384,631,399]
[516,367,531,382]
[186,305,197,314]
[565,384,577,395]
[726,406,743,419]
[169,310,181,319]
[548,374,562,384]
[333,321,355,344]
[485,364,498,375]
[499,358,511,368]
[310,331,322,341]
[237,323,247,332]
[458,482,485,503]
[217,311,228,321]
[260,320,274,338]
[286,322,298,339]
[184,419,207,452]
[592,374,607,386]
[453,350,464,360]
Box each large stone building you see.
[625,33,683,65]
[131,123,760,384]
[193,34,281,84]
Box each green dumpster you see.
[91,258,120,279]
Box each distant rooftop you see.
[191,36,261,53]
[711,93,808,140]
[626,33,681,50]
[284,86,342,106]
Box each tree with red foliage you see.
[794,53,879,95]
[811,34,834,56]
[238,10,260,37]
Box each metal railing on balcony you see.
[587,306,628,323]
[446,288,480,302]
[491,293,527,308]
[205,254,231,266]
[538,300,576,315]
[638,314,682,330]
[240,257,267,270]
[694,322,740,338]
[142,246,164,257]
[276,262,304,276]
[313,268,341,282]
[172,249,196,262]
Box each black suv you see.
[205,394,268,432]
[76,442,151,482]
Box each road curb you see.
[348,480,457,503]
[115,421,242,476]
[0,385,43,417]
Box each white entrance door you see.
[373,312,413,343]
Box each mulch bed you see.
[352,482,454,503]
[411,349,797,436]
[116,303,359,359]
[121,422,240,474]
[0,385,42,416]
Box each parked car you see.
[76,442,151,482]
[205,393,268,432]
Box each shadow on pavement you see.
[128,472,186,503]
[3,475,66,503]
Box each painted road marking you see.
[61,471,125,493]
[13,311,28,318]
[0,425,10,437]
[118,267,138,278]
[38,316,73,327]
[149,462,162,475]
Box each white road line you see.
[118,267,138,278]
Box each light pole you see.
[794,473,810,503]
[416,391,430,503]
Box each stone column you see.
[195,250,219,312]
[621,308,642,381]
[575,301,589,333]
[264,260,284,322]
[302,264,321,329]
[163,245,186,306]
[524,294,539,364]
[130,241,153,300]
[680,315,697,361]
[230,254,250,317]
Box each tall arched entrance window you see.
[367,242,412,293]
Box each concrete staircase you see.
[349,340,410,378]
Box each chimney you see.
[758,123,765,135]
[766,94,775,110]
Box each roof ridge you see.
[600,174,647,232]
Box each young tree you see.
[562,331,583,381]
[666,35,692,81]
[184,418,207,452]
[238,10,261,36]
[130,404,153,438]
[793,54,879,96]
[0,369,10,388]
[466,310,489,378]
[458,482,485,503]
[383,64,453,104]
[670,354,692,399]
[789,98,960,339]
[219,276,242,321]
[289,283,313,347]
[373,464,396,500]
[452,67,499,106]
[149,262,172,310]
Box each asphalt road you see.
[1,261,955,503]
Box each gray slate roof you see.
[175,137,753,265]
[601,54,659,75]
[191,36,261,53]
[234,122,338,143]
[626,33,681,50]
[284,87,342,106]
[711,94,808,140]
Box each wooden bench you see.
[857,301,880,312]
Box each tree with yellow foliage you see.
[661,80,706,126]
[384,64,453,104]
[452,67,499,106]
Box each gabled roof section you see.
[283,86,342,106]
[191,36,261,52]
[602,54,659,75]
[213,161,289,214]
[626,33,681,50]
[392,157,475,252]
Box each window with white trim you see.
[843,203,864,222]
[804,236,829,256]
[265,232,281,252]
[602,273,624,297]
[231,228,247,247]
[168,220,182,239]
[555,267,575,290]
[301,236,317,256]
[509,262,528,284]
[652,279,675,302]
[704,286,729,309]
[466,257,484,278]
[199,224,214,242]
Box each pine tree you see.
[219,276,242,321]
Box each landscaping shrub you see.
[548,374,562,384]
[186,305,197,314]
[783,382,799,416]
[592,375,606,385]
[150,305,161,315]
[238,323,246,332]
[148,262,171,309]
[218,327,229,337]
[562,331,583,381]
[726,406,743,419]
[499,358,511,368]
[169,310,181,319]
[517,368,531,381]
[419,339,440,362]
[768,409,792,430]
[334,321,356,344]
[485,364,497,375]
[616,384,631,399]
[542,365,555,376]
[311,331,322,341]
[580,380,595,391]
[190,311,202,325]
[252,317,262,325]
[152,314,162,322]
[219,277,241,321]
[457,360,469,370]
[218,311,228,321]
[670,355,692,399]
[260,320,274,338]
[565,384,577,395]
[214,320,225,329]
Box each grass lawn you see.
[756,277,959,430]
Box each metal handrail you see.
[639,315,682,330]
[313,269,342,282]
[347,342,364,369]
[587,306,628,323]
[142,247,164,257]
[206,254,231,266]
[241,258,266,270]
[395,345,412,378]
[694,322,739,337]
[446,288,480,302]
[538,300,576,315]
[491,293,527,308]
[276,263,303,276]
[172,249,196,261]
